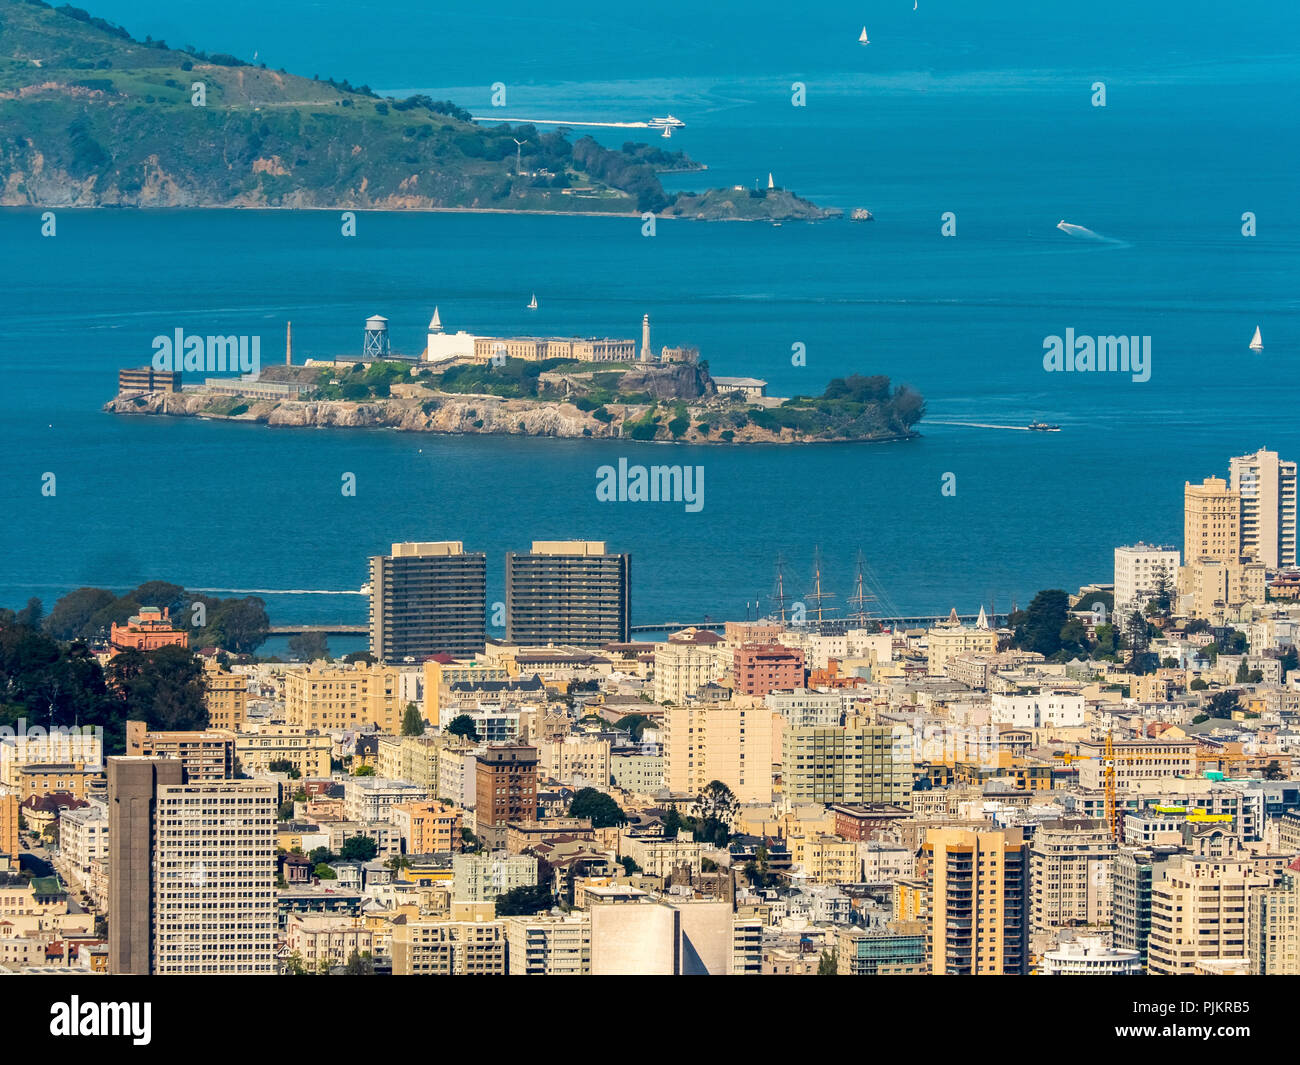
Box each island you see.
[107,356,925,445]
[0,0,834,221]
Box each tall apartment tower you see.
[922,826,1030,975]
[474,744,538,850]
[1229,448,1298,569]
[1183,476,1241,562]
[505,540,629,647]
[369,541,487,661]
[108,756,184,975]
[109,759,276,975]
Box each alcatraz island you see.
[0,0,838,221]
[107,311,925,445]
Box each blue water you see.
[2,0,1298,636]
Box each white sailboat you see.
[527,293,538,310]
[859,26,869,44]
[1249,325,1263,351]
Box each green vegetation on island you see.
[0,0,827,219]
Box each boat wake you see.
[1056,220,1128,246]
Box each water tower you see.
[363,315,390,358]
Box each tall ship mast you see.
[845,549,879,627]
[805,547,837,624]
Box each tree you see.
[14,598,43,628]
[446,714,479,742]
[567,787,626,828]
[313,862,337,880]
[817,948,838,975]
[619,856,641,875]
[696,780,737,846]
[662,806,685,839]
[1206,690,1241,719]
[353,764,375,777]
[401,702,424,736]
[268,758,300,779]
[43,587,117,640]
[107,645,208,731]
[308,846,337,866]
[345,949,375,975]
[1264,760,1285,780]
[494,882,552,916]
[1012,589,1070,657]
[340,835,378,862]
[288,631,330,661]
[1190,678,1209,691]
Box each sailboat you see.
[859,26,869,44]
[1249,326,1263,351]
[527,293,538,310]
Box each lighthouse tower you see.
[640,314,652,362]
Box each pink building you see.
[732,643,804,697]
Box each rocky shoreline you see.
[105,389,916,445]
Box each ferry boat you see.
[1027,421,1061,432]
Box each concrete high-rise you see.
[108,757,277,975]
[1113,543,1180,617]
[108,756,184,975]
[922,826,1030,975]
[1029,818,1116,932]
[505,540,629,647]
[1229,448,1297,569]
[474,744,538,850]
[369,541,486,661]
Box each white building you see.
[1230,448,1298,569]
[423,307,479,364]
[343,778,427,823]
[990,691,1085,729]
[152,779,277,975]
[452,852,538,903]
[1041,936,1141,975]
[1114,543,1181,618]
[59,799,109,874]
[765,689,842,729]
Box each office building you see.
[369,541,487,661]
[505,540,629,647]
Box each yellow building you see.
[16,763,100,802]
[422,659,510,723]
[923,827,1030,975]
[391,915,507,975]
[391,801,462,855]
[926,617,997,678]
[789,833,858,885]
[0,792,18,857]
[1184,476,1241,562]
[202,661,249,731]
[285,662,405,733]
[235,725,332,779]
[663,701,773,804]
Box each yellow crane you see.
[1102,729,1175,840]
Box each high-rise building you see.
[781,725,911,806]
[1111,847,1179,971]
[109,758,276,975]
[1184,476,1242,562]
[1230,448,1298,569]
[663,701,773,804]
[108,756,184,975]
[922,826,1030,975]
[1147,832,1284,976]
[1249,858,1300,974]
[1029,818,1116,932]
[368,541,486,661]
[474,744,538,850]
[505,541,629,647]
[1113,543,1181,617]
